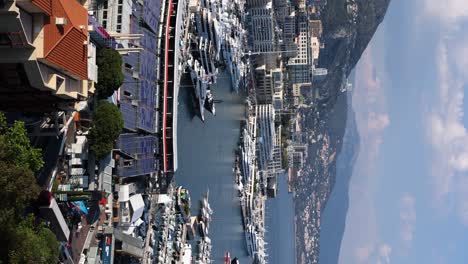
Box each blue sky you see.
[339,0,468,263]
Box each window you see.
[0,34,12,47]
[116,25,121,32]
[123,160,133,167]
[103,11,108,19]
[117,15,122,23]
[118,6,122,13]
[124,63,133,70]
[118,0,123,4]
[102,20,107,28]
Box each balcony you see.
[87,61,98,83]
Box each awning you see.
[156,194,172,204]
[129,194,144,223]
[118,185,130,202]
[72,201,88,215]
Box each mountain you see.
[293,0,391,263]
[318,91,359,264]
[316,0,391,110]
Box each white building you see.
[267,125,283,177]
[91,0,133,36]
[256,104,275,171]
[287,14,313,85]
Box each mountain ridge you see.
[294,0,391,263]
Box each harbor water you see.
[176,70,251,263]
[176,70,295,263]
[265,173,295,264]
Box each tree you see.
[0,113,58,263]
[0,162,41,216]
[88,100,123,159]
[0,161,43,261]
[96,48,124,98]
[8,215,59,264]
[0,112,43,172]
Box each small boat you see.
[231,257,240,264]
[224,252,231,264]
[204,89,216,115]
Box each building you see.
[311,36,320,62]
[271,67,284,113]
[90,0,133,35]
[312,67,328,83]
[309,19,322,37]
[287,14,313,85]
[273,0,290,26]
[255,64,284,106]
[249,5,277,69]
[266,125,283,177]
[255,65,274,104]
[38,191,70,242]
[266,175,277,198]
[247,0,271,8]
[0,0,97,112]
[250,7,275,53]
[115,134,158,178]
[240,112,257,186]
[281,12,297,59]
[256,104,275,171]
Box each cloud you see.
[378,244,392,264]
[424,0,468,22]
[399,194,416,253]
[368,112,390,132]
[340,39,392,264]
[426,31,468,225]
[355,244,374,263]
[353,243,392,264]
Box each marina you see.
[176,70,251,263]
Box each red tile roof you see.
[32,0,52,15]
[39,0,88,80]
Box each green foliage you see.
[323,0,348,30]
[88,100,123,160]
[0,113,59,263]
[8,215,59,264]
[0,162,41,216]
[0,113,43,172]
[96,48,124,98]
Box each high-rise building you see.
[255,64,284,105]
[0,0,96,111]
[247,0,271,8]
[280,12,297,59]
[255,65,274,104]
[267,125,283,177]
[249,4,277,69]
[90,0,133,35]
[287,14,313,85]
[256,104,275,171]
[250,7,275,52]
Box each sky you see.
[339,0,468,263]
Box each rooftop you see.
[40,0,89,80]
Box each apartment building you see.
[256,104,275,171]
[0,0,97,111]
[287,14,312,85]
